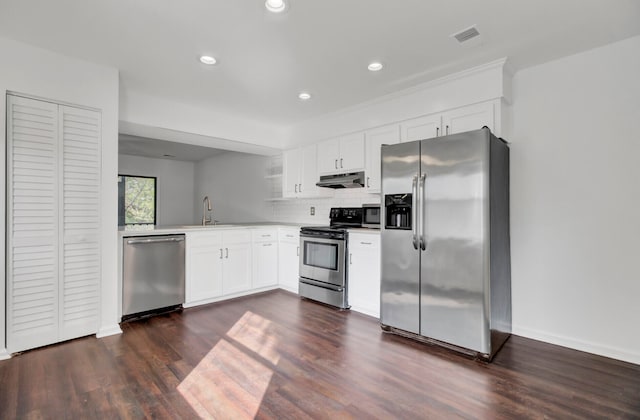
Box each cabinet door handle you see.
[286,234,294,238]
[299,183,302,193]
[296,246,300,256]
[436,127,440,137]
[219,248,223,259]
[446,125,449,135]
[360,241,372,245]
[261,234,271,237]
[340,158,343,168]
[225,247,229,258]
[349,253,352,265]
[295,184,298,193]
[334,159,338,169]
[263,243,272,247]
[366,177,370,188]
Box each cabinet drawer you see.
[349,232,380,248]
[223,229,252,244]
[278,228,300,242]
[252,228,278,242]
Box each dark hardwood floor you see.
[1,289,639,419]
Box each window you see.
[118,175,157,225]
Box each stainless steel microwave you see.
[362,203,381,228]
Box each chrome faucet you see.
[202,196,212,226]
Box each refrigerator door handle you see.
[419,173,426,250]
[412,175,419,249]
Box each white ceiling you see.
[1,0,639,133]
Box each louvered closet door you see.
[6,95,60,353]
[59,105,101,340]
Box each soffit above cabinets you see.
[119,134,231,162]
[1,1,639,126]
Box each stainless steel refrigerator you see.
[380,127,511,360]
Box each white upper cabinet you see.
[401,100,499,142]
[282,148,302,198]
[283,144,331,198]
[441,100,496,136]
[364,124,400,193]
[401,113,442,142]
[318,132,365,175]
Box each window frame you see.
[118,174,158,226]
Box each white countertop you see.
[118,223,380,237]
[118,222,306,237]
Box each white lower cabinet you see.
[348,232,381,318]
[186,232,223,303]
[278,228,300,293]
[223,241,253,295]
[252,229,279,289]
[185,230,252,305]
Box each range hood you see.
[316,171,365,189]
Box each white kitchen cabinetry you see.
[401,100,499,142]
[283,144,330,198]
[364,124,400,193]
[348,232,381,318]
[185,229,252,305]
[252,229,279,289]
[6,95,102,353]
[318,132,365,175]
[186,232,224,303]
[441,100,497,136]
[223,240,252,295]
[278,228,300,293]
[401,113,442,142]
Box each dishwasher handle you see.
[126,236,185,245]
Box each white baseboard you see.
[513,324,640,366]
[0,348,11,360]
[350,305,380,320]
[278,285,298,294]
[96,324,123,338]
[184,286,281,308]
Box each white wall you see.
[194,152,272,223]
[271,189,381,225]
[119,155,195,225]
[510,35,640,364]
[0,36,121,358]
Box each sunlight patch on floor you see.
[177,311,280,418]
[227,310,281,365]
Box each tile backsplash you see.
[269,189,381,225]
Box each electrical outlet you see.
[310,206,315,216]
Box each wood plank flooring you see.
[1,289,639,419]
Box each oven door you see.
[299,234,346,287]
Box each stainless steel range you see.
[299,207,363,309]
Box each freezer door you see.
[419,128,491,354]
[380,140,421,334]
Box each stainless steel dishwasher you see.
[122,234,185,320]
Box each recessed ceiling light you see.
[199,55,217,65]
[265,0,286,13]
[368,62,383,72]
[298,92,311,100]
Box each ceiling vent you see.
[452,25,480,44]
